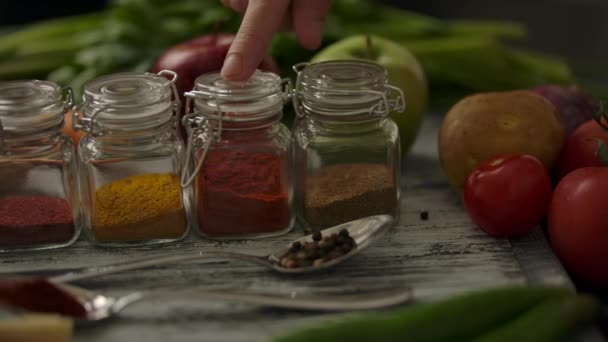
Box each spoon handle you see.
[105,287,413,317]
[186,287,413,311]
[50,250,270,283]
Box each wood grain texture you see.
[0,113,574,342]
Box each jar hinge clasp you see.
[152,70,182,119]
[72,101,109,136]
[281,78,293,103]
[292,71,306,118]
[385,84,406,114]
[368,90,390,117]
[180,93,224,188]
[292,62,309,75]
[0,117,4,154]
[62,87,74,111]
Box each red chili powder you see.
[197,149,291,236]
[0,196,75,247]
[0,278,87,318]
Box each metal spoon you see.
[51,215,394,283]
[59,283,413,323]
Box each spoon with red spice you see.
[0,277,142,323]
[52,215,395,284]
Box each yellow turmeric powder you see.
[92,173,188,243]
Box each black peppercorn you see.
[327,250,344,260]
[340,243,353,253]
[312,231,323,241]
[313,258,325,267]
[289,242,302,253]
[295,250,308,260]
[297,259,312,267]
[279,229,358,269]
[304,241,316,250]
[336,235,346,245]
[420,211,429,220]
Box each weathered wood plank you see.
[0,113,574,342]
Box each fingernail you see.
[222,53,243,79]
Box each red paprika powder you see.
[197,148,291,236]
[0,196,75,247]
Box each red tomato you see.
[548,167,608,287]
[463,154,553,238]
[555,119,608,179]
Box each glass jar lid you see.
[76,71,179,135]
[293,60,405,118]
[0,80,70,136]
[185,69,290,122]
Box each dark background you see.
[0,1,107,25]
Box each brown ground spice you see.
[304,163,397,229]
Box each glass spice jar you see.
[292,60,406,232]
[74,70,190,246]
[182,69,294,239]
[0,80,79,251]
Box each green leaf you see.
[592,100,608,130]
[597,140,608,166]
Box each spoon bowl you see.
[52,215,395,283]
[58,284,144,324]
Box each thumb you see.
[292,0,333,50]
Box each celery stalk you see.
[14,32,101,56]
[0,52,74,79]
[445,20,527,39]
[506,49,573,85]
[0,13,104,54]
[402,36,574,90]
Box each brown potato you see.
[439,90,564,191]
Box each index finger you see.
[221,0,290,81]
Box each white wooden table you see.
[0,113,581,342]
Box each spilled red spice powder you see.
[0,278,87,318]
[0,196,75,247]
[197,149,291,236]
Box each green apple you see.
[310,35,428,155]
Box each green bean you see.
[273,286,572,342]
[473,294,600,342]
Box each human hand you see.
[220,0,332,81]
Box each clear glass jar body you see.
[76,71,190,246]
[292,61,404,231]
[185,70,294,239]
[0,80,80,251]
